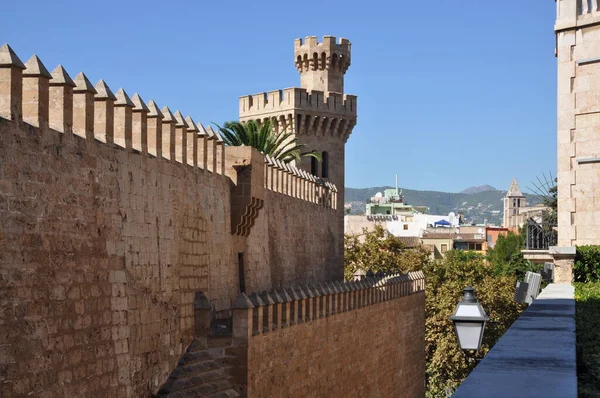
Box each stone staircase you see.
[156,337,239,398]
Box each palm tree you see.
[215,120,321,163]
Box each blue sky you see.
[1,0,556,193]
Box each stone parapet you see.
[0,43,230,175]
[232,271,426,397]
[453,284,577,398]
[233,271,425,339]
[263,154,337,209]
[238,88,357,141]
[240,88,356,118]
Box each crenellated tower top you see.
[294,36,351,94]
[239,36,357,213]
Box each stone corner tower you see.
[239,35,358,211]
[503,178,526,228]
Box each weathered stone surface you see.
[0,43,26,68]
[23,55,52,78]
[246,291,425,397]
[50,65,76,87]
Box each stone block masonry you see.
[231,272,426,397]
[0,43,341,397]
[555,1,600,247]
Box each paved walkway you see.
[453,283,577,398]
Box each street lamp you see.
[450,287,489,351]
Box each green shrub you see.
[574,246,600,282]
[575,282,600,397]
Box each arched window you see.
[312,53,319,71]
[311,157,318,176]
[321,52,326,69]
[322,151,329,178]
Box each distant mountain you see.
[460,185,497,194]
[344,186,543,225]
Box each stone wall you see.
[555,1,600,246]
[0,45,342,397]
[245,190,343,293]
[232,273,426,398]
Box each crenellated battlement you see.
[293,35,352,94]
[263,154,338,208]
[239,87,357,140]
[239,87,357,118]
[294,35,351,76]
[0,43,336,209]
[232,271,425,337]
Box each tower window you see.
[322,151,329,178]
[513,199,516,207]
[518,199,521,207]
[311,157,318,176]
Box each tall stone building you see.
[555,0,600,246]
[503,178,526,228]
[239,36,358,211]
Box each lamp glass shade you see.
[454,321,486,351]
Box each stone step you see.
[180,350,211,365]
[158,368,225,394]
[170,359,221,378]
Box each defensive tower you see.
[239,35,357,211]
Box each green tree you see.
[216,120,321,163]
[343,228,525,397]
[343,225,430,279]
[487,231,539,279]
[424,251,524,397]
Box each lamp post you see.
[450,287,489,352]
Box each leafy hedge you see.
[574,246,600,282]
[575,282,600,397]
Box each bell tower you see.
[239,35,358,212]
[503,178,526,228]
